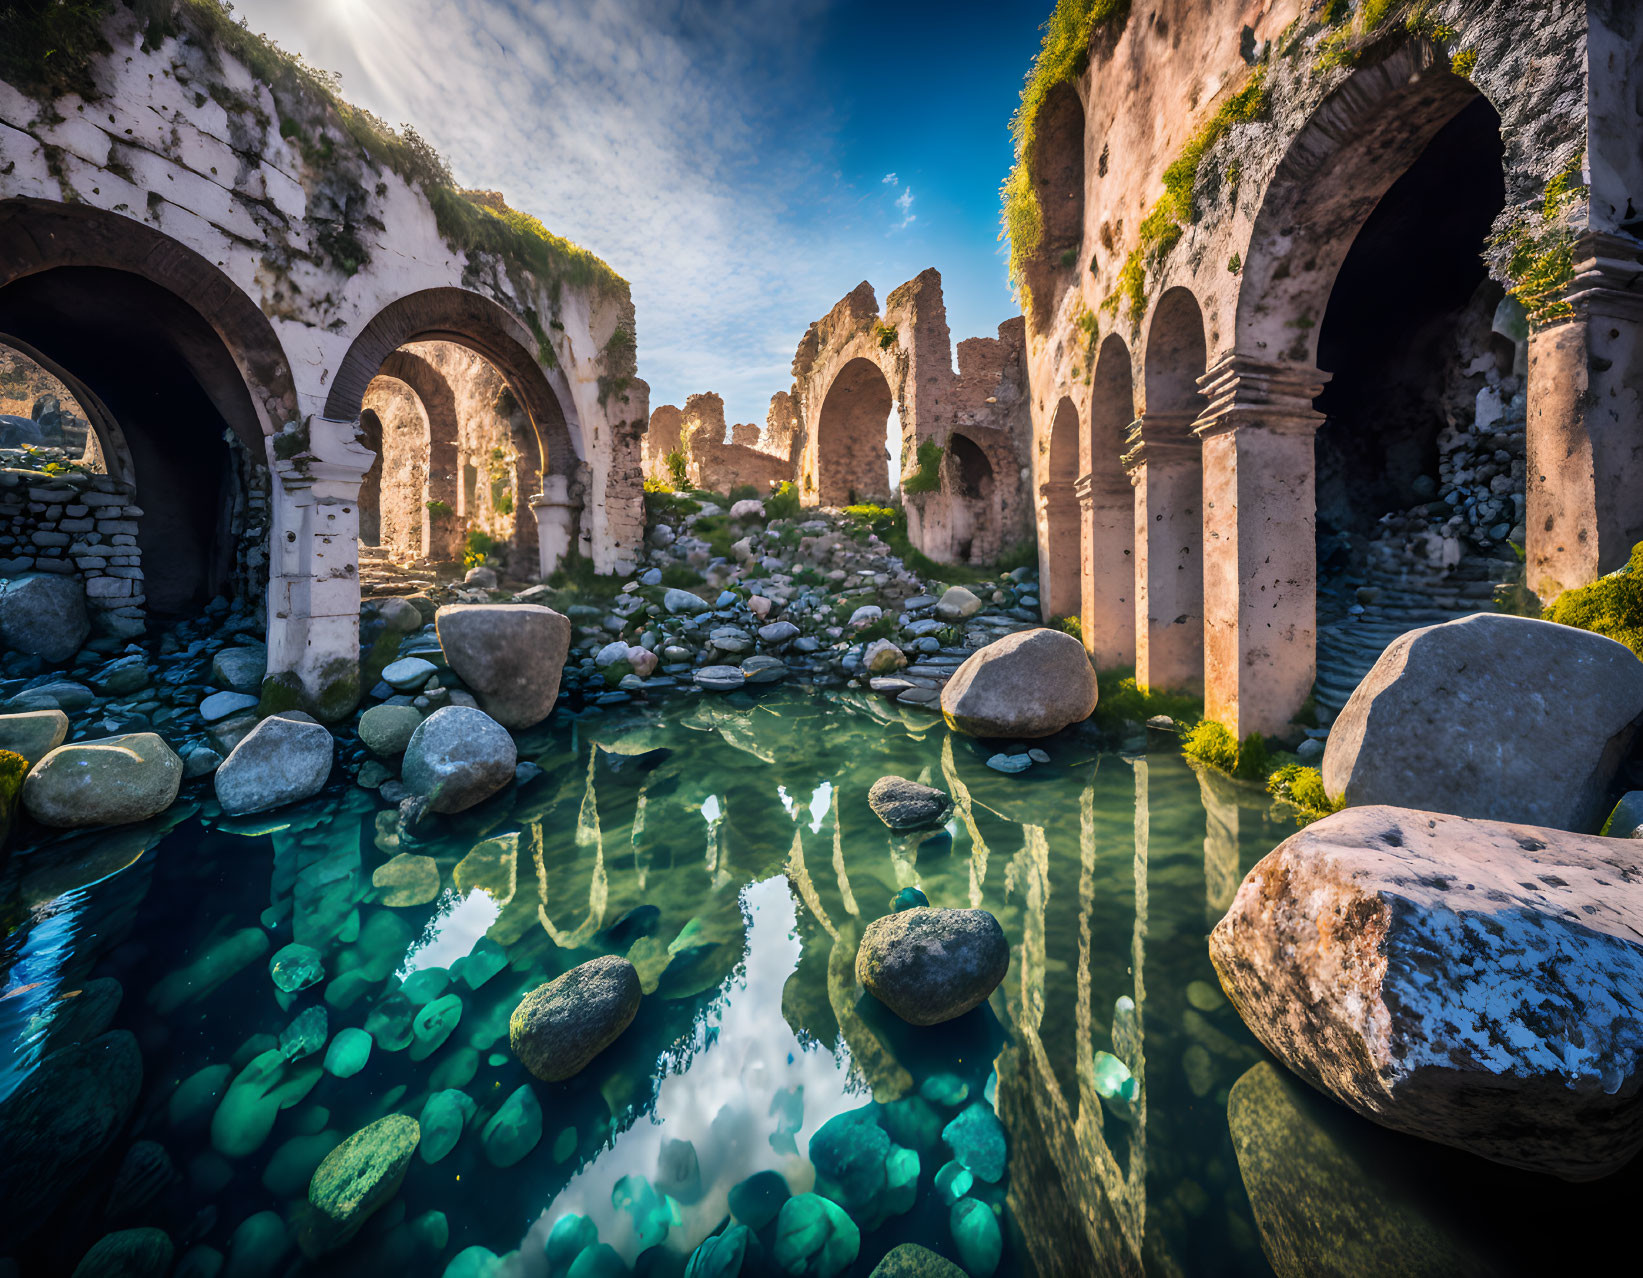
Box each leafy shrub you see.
[1054,615,1083,642]
[1542,542,1643,657]
[1182,720,1269,781]
[766,481,801,520]
[728,483,760,504]
[691,514,735,560]
[900,440,944,496]
[994,540,1037,574]
[425,498,453,519]
[659,564,700,588]
[1093,668,1202,731]
[664,450,689,488]
[463,529,497,571]
[1267,764,1344,826]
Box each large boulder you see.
[214,714,334,815]
[401,706,516,813]
[1323,613,1643,831]
[24,733,183,828]
[940,629,1096,739]
[435,604,570,729]
[509,956,641,1082]
[856,908,1008,1026]
[0,572,89,661]
[1210,804,1643,1180]
[297,1114,420,1257]
[867,776,950,830]
[0,708,68,765]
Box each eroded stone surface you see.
[940,629,1096,739]
[857,908,1008,1026]
[437,605,570,730]
[1210,804,1643,1180]
[510,956,641,1082]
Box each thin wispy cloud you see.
[895,187,917,229]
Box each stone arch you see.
[325,287,580,482]
[1234,44,1486,362]
[0,198,297,444]
[360,374,433,560]
[1143,287,1209,416]
[1022,82,1087,330]
[377,347,463,562]
[1041,397,1082,622]
[0,331,133,484]
[814,356,894,505]
[1082,334,1136,667]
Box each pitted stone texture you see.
[940,628,1097,739]
[856,908,1008,1026]
[435,604,570,730]
[1210,804,1643,1181]
[24,733,182,828]
[0,572,89,661]
[215,715,334,816]
[510,956,641,1082]
[1322,614,1643,831]
[867,776,951,830]
[401,705,516,813]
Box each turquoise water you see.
[9,687,1627,1276]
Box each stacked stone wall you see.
[0,467,145,638]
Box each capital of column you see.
[268,416,375,496]
[1121,411,1200,474]
[1562,229,1643,321]
[1038,478,1079,510]
[1192,354,1329,442]
[1075,470,1130,509]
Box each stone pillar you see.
[423,429,461,563]
[531,473,579,579]
[1038,478,1080,623]
[265,416,374,722]
[1078,470,1135,668]
[1193,356,1328,738]
[1526,231,1643,600]
[1123,413,1202,694]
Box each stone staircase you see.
[357,544,441,598]
[1314,553,1520,718]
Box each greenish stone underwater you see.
[3,688,1639,1277]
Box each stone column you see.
[1193,356,1328,738]
[1078,470,1135,669]
[1037,478,1080,623]
[1123,414,1202,694]
[531,473,579,579]
[1526,231,1643,600]
[265,415,374,722]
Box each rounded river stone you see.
[856,908,1009,1026]
[509,955,641,1082]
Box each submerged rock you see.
[481,1084,542,1167]
[871,1244,966,1278]
[948,1198,1001,1278]
[1211,804,1643,1180]
[298,1114,420,1257]
[402,705,517,813]
[857,907,1009,1025]
[215,715,334,816]
[436,603,571,729]
[71,1227,174,1278]
[941,1103,1005,1183]
[269,943,324,994]
[773,1193,859,1278]
[868,776,951,829]
[1322,613,1643,830]
[510,956,642,1082]
[419,1089,476,1164]
[940,628,1096,739]
[24,732,183,828]
[728,1169,790,1230]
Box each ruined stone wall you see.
[363,378,429,560]
[0,468,145,638]
[649,392,795,495]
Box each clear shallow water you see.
[4,689,1637,1277]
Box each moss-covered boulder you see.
[297,1114,420,1257]
[509,956,641,1082]
[24,733,182,828]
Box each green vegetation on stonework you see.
[1092,668,1203,733]
[1182,719,1270,781]
[1267,763,1345,826]
[766,482,801,521]
[1054,615,1083,641]
[1490,151,1584,329]
[875,323,899,350]
[664,451,689,489]
[1104,67,1267,322]
[1000,0,1132,292]
[425,499,453,519]
[1542,540,1643,658]
[19,1,627,299]
[462,529,497,571]
[900,440,944,496]
[0,748,27,848]
[597,325,637,406]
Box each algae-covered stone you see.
[364,990,416,1051]
[24,732,183,828]
[210,1048,321,1159]
[509,956,641,1082]
[269,943,324,994]
[872,1244,967,1278]
[0,708,68,765]
[360,704,423,757]
[934,1161,973,1205]
[772,1193,859,1278]
[373,853,440,907]
[72,1227,174,1278]
[941,1104,1005,1183]
[298,1113,420,1257]
[410,993,464,1061]
[419,1089,477,1164]
[324,1027,373,1079]
[402,705,517,813]
[728,1169,789,1230]
[948,1198,1001,1278]
[809,1105,888,1208]
[481,1084,542,1167]
[279,1006,328,1060]
[857,907,1008,1025]
[215,715,334,816]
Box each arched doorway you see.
[1041,399,1081,622]
[1083,334,1136,666]
[940,432,998,563]
[361,376,433,561]
[1134,286,1206,694]
[814,357,894,506]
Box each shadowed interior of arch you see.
[815,356,894,506]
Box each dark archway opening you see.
[1314,95,1511,573]
[0,266,256,617]
[942,432,996,562]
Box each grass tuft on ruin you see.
[1542,541,1643,658]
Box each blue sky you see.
[235,0,1051,427]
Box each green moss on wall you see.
[1183,719,1270,781]
[1542,541,1643,657]
[900,439,944,495]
